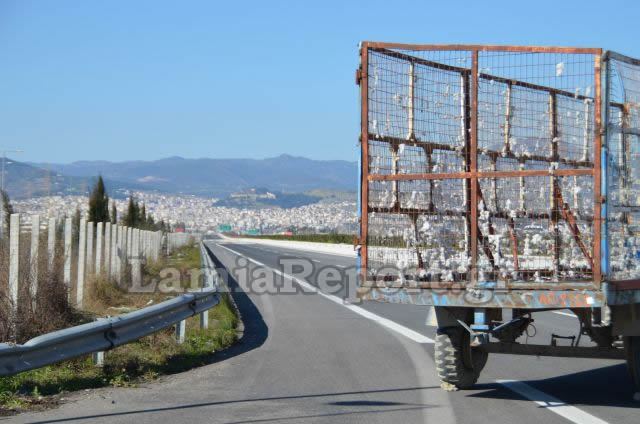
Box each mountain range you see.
[8,154,357,200]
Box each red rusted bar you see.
[360,46,369,279]
[477,226,497,269]
[508,218,520,271]
[555,185,594,270]
[369,47,470,74]
[560,201,594,270]
[368,133,594,168]
[361,278,598,291]
[362,41,602,55]
[470,50,479,283]
[463,71,472,277]
[549,92,561,279]
[368,168,593,181]
[476,184,498,270]
[608,279,640,291]
[593,54,603,286]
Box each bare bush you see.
[0,228,79,344]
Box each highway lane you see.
[212,240,639,424]
[11,240,637,424]
[220,241,583,343]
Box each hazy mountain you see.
[0,159,142,199]
[27,154,358,198]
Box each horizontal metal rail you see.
[0,244,220,377]
[483,341,625,359]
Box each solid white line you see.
[216,243,434,344]
[497,380,609,424]
[552,311,577,318]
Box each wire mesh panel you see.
[360,43,601,290]
[607,53,640,280]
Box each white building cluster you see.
[12,192,358,234]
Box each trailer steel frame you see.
[357,42,640,309]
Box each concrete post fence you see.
[110,224,118,280]
[76,218,86,307]
[29,215,40,304]
[63,217,72,299]
[3,213,198,332]
[9,214,20,312]
[96,222,103,276]
[104,222,111,277]
[47,217,56,272]
[86,222,94,275]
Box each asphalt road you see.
[10,239,638,424]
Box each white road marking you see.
[497,380,609,424]
[217,243,434,344]
[552,311,577,318]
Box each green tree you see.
[123,195,139,227]
[88,176,110,224]
[1,189,14,231]
[72,207,82,243]
[139,203,147,228]
[110,200,117,224]
[146,213,155,229]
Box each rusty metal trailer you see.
[356,42,640,392]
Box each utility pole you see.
[0,149,23,239]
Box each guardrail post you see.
[64,217,72,298]
[86,221,94,275]
[200,244,209,330]
[175,319,186,344]
[96,222,103,276]
[92,351,105,367]
[30,214,40,305]
[9,213,20,335]
[76,218,87,307]
[47,217,56,272]
[104,222,111,277]
[200,309,209,330]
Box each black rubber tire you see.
[624,336,640,390]
[435,327,488,390]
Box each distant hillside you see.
[30,154,358,197]
[0,159,152,199]
[216,188,324,209]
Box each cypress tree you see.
[72,207,81,243]
[88,176,110,223]
[1,190,14,231]
[147,213,155,229]
[110,200,117,224]
[139,203,147,228]
[124,195,138,227]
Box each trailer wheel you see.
[624,336,640,397]
[435,327,488,391]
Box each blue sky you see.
[0,0,637,163]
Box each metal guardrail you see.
[0,242,220,377]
